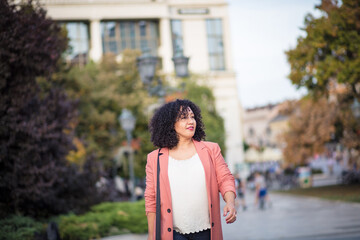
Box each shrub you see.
[0,215,44,240]
[59,201,147,240]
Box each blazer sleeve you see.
[212,143,236,199]
[144,153,156,215]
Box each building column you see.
[226,100,245,175]
[90,19,102,62]
[159,17,173,74]
[210,75,246,175]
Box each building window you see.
[206,19,225,70]
[60,22,89,65]
[249,127,254,137]
[171,20,183,55]
[101,20,159,56]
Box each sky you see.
[228,0,321,109]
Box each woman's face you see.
[174,107,196,140]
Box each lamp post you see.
[136,50,159,86]
[136,49,189,100]
[172,50,190,78]
[119,109,136,202]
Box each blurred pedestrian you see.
[135,185,144,201]
[114,176,126,194]
[327,157,335,175]
[235,174,247,211]
[145,99,236,240]
[254,171,270,209]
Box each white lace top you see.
[168,153,211,234]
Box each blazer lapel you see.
[159,148,172,203]
[193,140,212,202]
[193,140,210,175]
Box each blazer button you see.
[167,208,171,213]
[212,222,214,227]
[168,228,172,232]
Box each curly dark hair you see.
[149,99,206,148]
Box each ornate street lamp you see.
[119,109,136,134]
[351,98,360,119]
[136,51,158,86]
[119,109,136,202]
[136,48,189,102]
[172,50,190,78]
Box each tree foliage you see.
[57,51,158,178]
[336,92,360,152]
[281,97,338,165]
[0,0,103,217]
[284,0,360,166]
[286,0,360,100]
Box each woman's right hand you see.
[147,212,156,240]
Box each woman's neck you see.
[170,138,196,160]
[173,137,193,151]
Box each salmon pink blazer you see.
[144,140,236,240]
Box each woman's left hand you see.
[223,202,237,224]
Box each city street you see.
[104,191,360,240]
[221,191,360,240]
[5,1,360,240]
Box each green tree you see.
[281,97,337,165]
[58,51,157,178]
[0,0,102,217]
[286,0,360,100]
[286,0,360,166]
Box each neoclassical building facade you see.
[41,0,244,172]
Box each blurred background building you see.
[242,102,290,167]
[41,0,244,172]
[243,104,278,148]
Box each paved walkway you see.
[102,191,360,240]
[222,191,360,240]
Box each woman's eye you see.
[179,115,194,120]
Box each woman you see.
[145,99,237,240]
[254,171,269,210]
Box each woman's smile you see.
[187,126,194,131]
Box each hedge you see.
[59,200,147,240]
[0,215,44,240]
